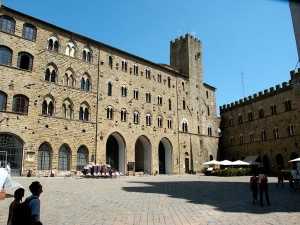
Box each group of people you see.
[6,181,43,225]
[82,163,121,177]
[250,172,270,206]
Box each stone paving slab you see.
[0,175,299,225]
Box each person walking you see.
[250,173,258,204]
[259,172,271,206]
[7,187,25,225]
[25,181,43,225]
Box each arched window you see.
[64,69,75,87]
[106,106,113,120]
[22,23,37,41]
[62,99,73,119]
[121,108,127,122]
[12,94,29,114]
[0,91,7,111]
[42,96,54,116]
[38,142,52,170]
[181,119,188,133]
[47,36,59,52]
[121,86,127,97]
[80,73,91,91]
[146,113,152,126]
[82,47,92,63]
[133,111,139,124]
[79,102,90,121]
[0,15,15,34]
[157,115,163,128]
[65,42,76,57]
[17,52,33,71]
[45,64,57,83]
[58,144,71,171]
[77,146,89,170]
[0,45,12,65]
[108,82,112,96]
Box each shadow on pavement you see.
[122,179,300,214]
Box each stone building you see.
[0,5,219,176]
[220,70,300,173]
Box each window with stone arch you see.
[62,98,74,119]
[0,91,7,111]
[0,15,15,34]
[120,108,127,122]
[181,119,188,133]
[77,145,89,171]
[146,113,152,126]
[106,106,113,120]
[22,23,37,41]
[133,111,139,124]
[0,45,13,66]
[38,142,52,171]
[65,41,76,57]
[47,36,59,52]
[79,102,90,121]
[157,115,163,128]
[58,144,71,171]
[82,47,92,63]
[80,73,91,92]
[12,94,29,114]
[63,69,75,87]
[42,95,55,116]
[17,52,34,71]
[121,85,127,97]
[45,63,58,83]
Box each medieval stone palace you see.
[0,5,219,176]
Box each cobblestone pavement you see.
[0,175,300,225]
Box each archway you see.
[0,133,24,176]
[209,155,213,161]
[106,132,126,174]
[184,152,190,173]
[135,135,151,174]
[276,154,284,169]
[262,155,271,174]
[158,138,173,174]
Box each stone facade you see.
[220,70,300,173]
[0,5,219,176]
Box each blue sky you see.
[4,0,297,108]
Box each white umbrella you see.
[203,160,220,166]
[219,160,233,166]
[288,157,300,162]
[231,160,250,166]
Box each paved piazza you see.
[0,175,300,225]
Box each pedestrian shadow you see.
[122,179,300,214]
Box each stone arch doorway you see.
[135,135,151,174]
[106,132,126,174]
[184,152,190,173]
[158,138,173,174]
[0,133,24,176]
[262,155,271,174]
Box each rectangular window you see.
[238,115,243,124]
[146,93,151,103]
[288,124,295,136]
[284,100,292,111]
[133,90,139,100]
[248,112,253,121]
[261,130,266,142]
[271,105,277,115]
[239,135,244,145]
[157,74,162,83]
[157,96,162,106]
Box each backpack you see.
[17,196,37,225]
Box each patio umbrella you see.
[231,160,250,166]
[288,157,300,162]
[203,160,220,166]
[219,160,233,166]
